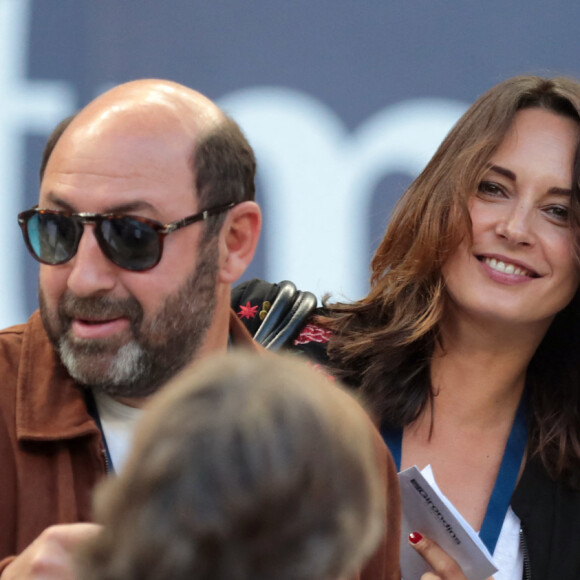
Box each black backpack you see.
[231,279,317,350]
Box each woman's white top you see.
[492,506,523,580]
[423,465,523,580]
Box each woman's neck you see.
[424,310,547,430]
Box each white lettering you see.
[220,87,466,300]
[0,0,74,326]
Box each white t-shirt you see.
[93,389,143,473]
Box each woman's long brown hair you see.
[322,75,580,488]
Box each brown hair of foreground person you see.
[76,352,386,580]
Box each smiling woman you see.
[305,75,580,580]
[442,107,580,330]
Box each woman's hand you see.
[408,531,468,580]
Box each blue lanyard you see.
[381,394,528,555]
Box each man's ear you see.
[217,201,262,284]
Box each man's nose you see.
[65,225,118,296]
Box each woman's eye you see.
[477,181,505,197]
[545,205,570,223]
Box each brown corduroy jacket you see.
[0,310,400,579]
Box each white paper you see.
[399,465,498,580]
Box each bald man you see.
[0,80,263,578]
[0,80,401,580]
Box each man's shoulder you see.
[0,317,31,358]
[0,317,37,432]
[0,321,28,338]
[0,312,53,382]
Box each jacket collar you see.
[16,311,97,442]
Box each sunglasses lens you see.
[25,212,79,264]
[100,217,161,271]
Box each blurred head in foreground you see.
[77,352,384,580]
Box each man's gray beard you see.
[58,340,150,392]
[40,237,219,398]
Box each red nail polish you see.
[409,531,423,544]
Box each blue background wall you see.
[2,0,579,326]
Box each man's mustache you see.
[59,294,143,324]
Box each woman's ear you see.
[217,201,262,284]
